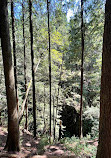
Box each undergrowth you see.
[60,135,97,158]
[37,135,49,154]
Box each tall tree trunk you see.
[19,58,41,122]
[55,54,64,138]
[0,0,20,151]
[0,112,2,125]
[29,0,36,137]
[0,69,2,124]
[53,96,55,141]
[47,0,52,143]
[96,1,111,157]
[22,0,28,130]
[58,120,62,141]
[79,0,84,139]
[43,83,46,129]
[55,86,59,137]
[11,0,18,101]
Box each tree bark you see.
[79,0,84,139]
[0,0,20,151]
[11,0,18,100]
[29,0,36,137]
[96,1,111,157]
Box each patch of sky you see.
[66,0,80,22]
[14,2,22,19]
[67,9,73,22]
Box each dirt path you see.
[0,126,76,158]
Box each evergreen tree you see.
[29,0,36,137]
[11,0,18,100]
[79,0,84,139]
[0,0,20,151]
[97,0,111,157]
[47,0,52,142]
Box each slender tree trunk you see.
[53,96,55,141]
[0,0,20,151]
[22,0,28,130]
[0,69,2,83]
[29,0,36,137]
[0,70,1,122]
[25,99,28,130]
[55,87,59,137]
[60,53,64,88]
[79,0,84,139]
[55,54,64,137]
[43,83,46,129]
[0,112,2,125]
[96,1,111,157]
[11,0,18,101]
[19,58,41,122]
[58,120,62,141]
[47,0,52,143]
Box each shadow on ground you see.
[0,126,76,158]
[0,126,7,151]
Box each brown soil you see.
[0,126,76,158]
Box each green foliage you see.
[0,0,105,147]
[37,136,49,154]
[60,136,97,157]
[39,136,49,149]
[83,106,99,137]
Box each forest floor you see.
[0,126,98,158]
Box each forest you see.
[0,0,111,157]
